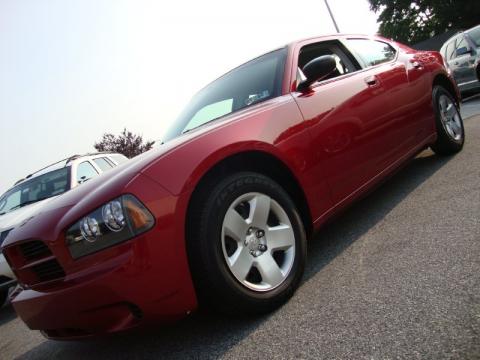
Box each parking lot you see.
[1,98,479,359]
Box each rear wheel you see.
[430,86,464,155]
[187,172,307,314]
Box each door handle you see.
[364,75,379,87]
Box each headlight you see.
[65,194,154,259]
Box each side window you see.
[0,190,21,214]
[454,36,468,57]
[183,98,233,133]
[93,157,114,172]
[298,41,359,84]
[345,39,396,67]
[76,161,98,184]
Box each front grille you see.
[4,240,66,286]
[19,240,51,261]
[31,259,65,282]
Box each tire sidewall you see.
[200,172,306,309]
[433,86,464,147]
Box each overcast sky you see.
[0,0,379,194]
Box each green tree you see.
[94,128,155,158]
[368,0,480,44]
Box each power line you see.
[324,0,340,33]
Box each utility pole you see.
[324,0,340,33]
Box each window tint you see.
[297,41,359,85]
[76,161,98,184]
[0,168,70,215]
[0,190,20,215]
[455,36,469,56]
[346,39,396,67]
[184,99,233,132]
[93,157,113,172]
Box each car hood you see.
[2,100,281,248]
[0,197,56,233]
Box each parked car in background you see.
[440,24,480,94]
[0,152,128,306]
[2,34,464,339]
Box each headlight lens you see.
[65,194,154,259]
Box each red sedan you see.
[2,34,464,339]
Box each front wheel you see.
[430,86,465,155]
[187,172,307,314]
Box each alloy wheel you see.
[221,192,295,292]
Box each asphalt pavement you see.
[1,100,479,359]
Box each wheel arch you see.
[432,73,460,105]
[185,150,314,240]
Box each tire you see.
[0,289,7,307]
[430,85,465,155]
[187,172,307,314]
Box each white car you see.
[0,152,128,305]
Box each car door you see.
[292,38,415,204]
[345,38,432,149]
[449,35,476,87]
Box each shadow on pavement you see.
[17,150,453,360]
[0,303,17,326]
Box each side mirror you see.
[297,55,337,92]
[456,46,472,57]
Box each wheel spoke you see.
[255,253,285,287]
[267,224,294,250]
[229,246,253,281]
[224,208,248,241]
[249,194,271,228]
[439,96,448,113]
[446,103,456,119]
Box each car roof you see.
[13,152,121,186]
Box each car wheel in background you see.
[187,172,307,314]
[431,86,465,155]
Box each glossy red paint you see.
[2,34,457,339]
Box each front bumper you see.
[4,174,197,339]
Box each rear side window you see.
[109,154,129,164]
[93,157,113,172]
[345,39,396,67]
[76,161,98,184]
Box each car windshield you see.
[467,27,480,47]
[0,167,70,215]
[163,47,287,142]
